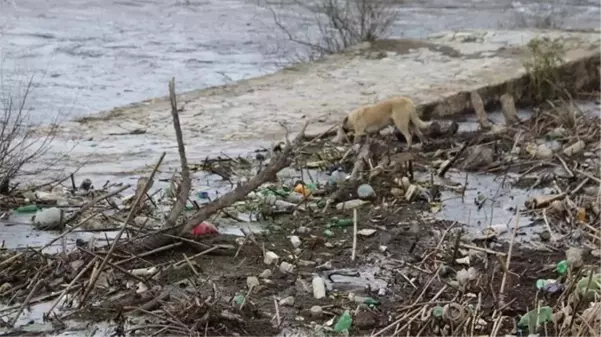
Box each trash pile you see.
[0,92,600,336]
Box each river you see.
[0,0,598,124]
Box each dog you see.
[340,96,429,149]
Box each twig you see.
[273,296,281,327]
[45,257,98,316]
[498,209,520,306]
[438,139,471,177]
[39,211,103,252]
[79,152,166,306]
[351,208,358,261]
[9,279,42,326]
[459,243,507,256]
[62,185,130,226]
[162,77,192,235]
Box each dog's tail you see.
[410,105,428,129]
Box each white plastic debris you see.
[279,261,296,274]
[312,276,326,299]
[32,207,63,230]
[289,235,302,249]
[264,251,279,265]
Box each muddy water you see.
[0,0,599,123]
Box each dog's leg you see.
[411,124,428,145]
[392,113,413,150]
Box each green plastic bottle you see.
[333,218,354,228]
[14,204,40,213]
[334,310,352,333]
[362,297,380,306]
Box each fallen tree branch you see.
[137,122,310,251]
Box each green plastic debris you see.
[334,310,352,333]
[556,260,568,275]
[14,205,40,213]
[577,273,601,299]
[431,306,444,318]
[324,229,334,238]
[362,297,380,306]
[518,306,553,331]
[260,188,289,197]
[317,199,326,209]
[233,294,245,306]
[536,279,556,289]
[333,218,353,228]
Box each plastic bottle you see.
[14,204,40,213]
[334,310,352,333]
[351,295,380,306]
[556,260,568,275]
[329,169,346,186]
[332,218,354,228]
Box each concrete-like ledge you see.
[40,29,600,178]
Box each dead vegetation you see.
[522,36,567,104]
[259,0,402,61]
[500,0,567,30]
[0,74,61,196]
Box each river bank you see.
[30,29,600,183]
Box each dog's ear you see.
[341,116,349,132]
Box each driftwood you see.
[163,78,192,235]
[437,141,470,178]
[137,122,309,251]
[350,142,372,180]
[470,91,492,130]
[500,93,520,125]
[422,120,459,139]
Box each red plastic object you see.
[191,222,219,236]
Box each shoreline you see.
[33,28,601,180]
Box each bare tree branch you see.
[261,0,400,60]
[0,72,60,194]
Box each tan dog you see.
[341,96,428,148]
